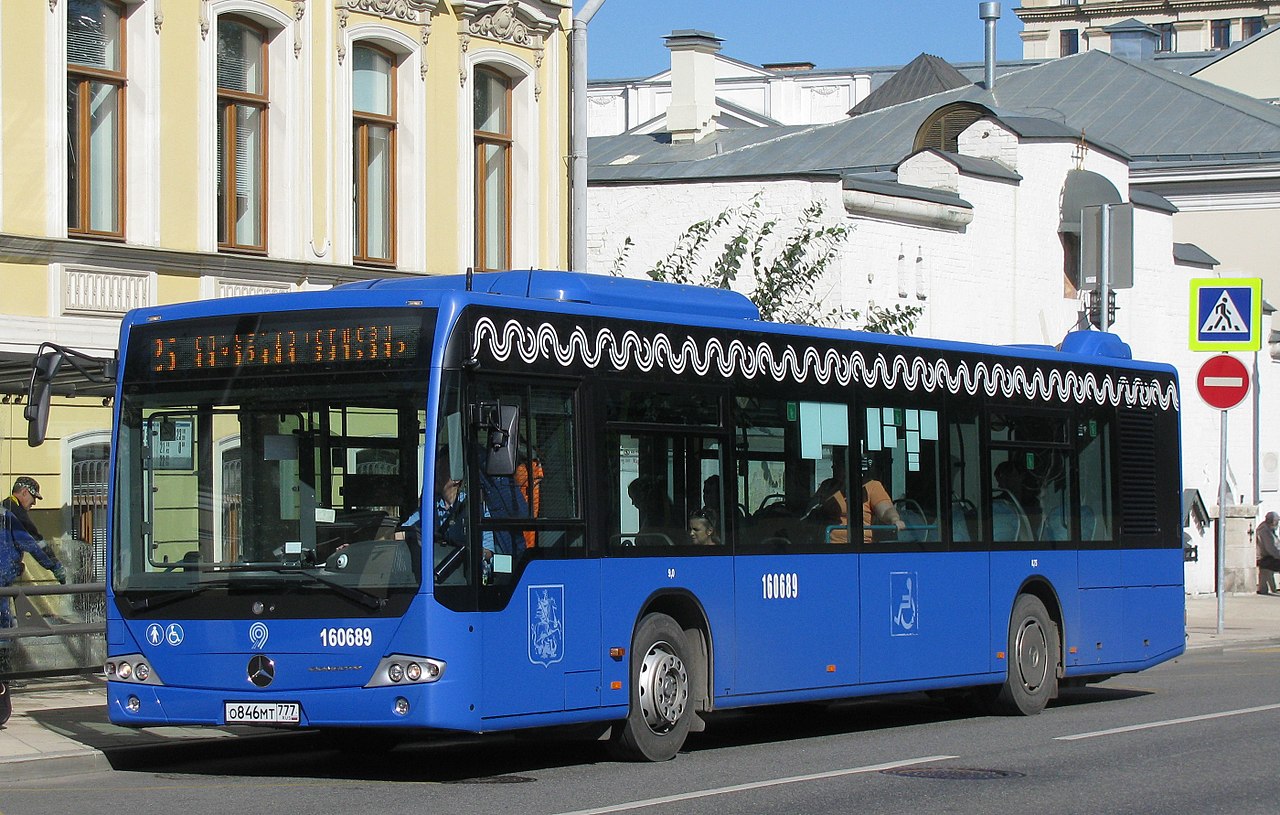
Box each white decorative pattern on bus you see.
[473,317,1179,411]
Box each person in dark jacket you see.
[2,476,45,541]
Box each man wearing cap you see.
[2,477,44,542]
[0,479,66,636]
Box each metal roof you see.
[588,49,1280,184]
[849,53,970,116]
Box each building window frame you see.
[216,14,269,254]
[1211,19,1232,50]
[352,42,398,267]
[1242,16,1265,40]
[67,0,127,240]
[1060,28,1080,56]
[1154,23,1174,53]
[474,66,513,273]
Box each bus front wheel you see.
[609,613,693,761]
[990,593,1059,716]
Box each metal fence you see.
[0,582,106,680]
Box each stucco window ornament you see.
[467,1,544,49]
[337,0,437,23]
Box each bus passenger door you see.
[457,380,603,720]
[731,399,860,695]
[858,405,992,684]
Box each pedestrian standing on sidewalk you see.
[1256,511,1280,594]
[0,499,67,681]
[2,477,45,541]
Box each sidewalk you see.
[4,592,1280,781]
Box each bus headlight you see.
[105,654,164,685]
[366,654,445,688]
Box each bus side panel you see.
[481,560,602,718]
[1079,549,1124,589]
[1124,547,1184,588]
[732,552,858,695]
[988,551,1078,672]
[1122,584,1186,663]
[1071,587,1123,667]
[598,556,736,701]
[859,551,991,684]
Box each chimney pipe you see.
[979,2,1000,90]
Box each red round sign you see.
[1196,354,1250,410]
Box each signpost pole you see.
[1217,409,1227,635]
[1099,203,1111,332]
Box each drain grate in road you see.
[880,767,1024,781]
[444,774,537,784]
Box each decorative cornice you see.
[337,0,439,24]
[458,1,558,48]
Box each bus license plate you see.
[224,701,300,725]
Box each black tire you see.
[990,594,1059,716]
[608,613,693,761]
[0,682,10,727]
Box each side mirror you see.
[476,402,519,476]
[25,350,64,448]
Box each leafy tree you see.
[611,196,922,335]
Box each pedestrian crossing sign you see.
[1190,278,1262,352]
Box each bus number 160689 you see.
[320,627,373,647]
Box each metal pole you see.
[569,0,608,273]
[1218,408,1228,635]
[1254,350,1261,506]
[1099,203,1111,332]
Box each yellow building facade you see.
[0,0,572,573]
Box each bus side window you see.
[948,407,984,544]
[1078,411,1113,541]
[863,405,942,545]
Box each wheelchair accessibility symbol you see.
[890,571,919,637]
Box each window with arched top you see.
[216,15,268,252]
[352,43,398,266]
[67,0,127,239]
[913,103,991,154]
[474,66,512,272]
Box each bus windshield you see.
[112,310,432,616]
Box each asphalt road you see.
[5,644,1280,815]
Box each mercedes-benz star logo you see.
[247,654,276,688]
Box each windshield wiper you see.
[215,563,387,610]
[125,577,240,613]
[126,565,386,613]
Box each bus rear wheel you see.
[990,593,1059,716]
[609,613,693,761]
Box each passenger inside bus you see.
[992,459,1036,541]
[687,509,721,546]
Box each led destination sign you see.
[132,311,427,379]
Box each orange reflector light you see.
[609,647,626,659]
[996,651,1006,660]
[1069,646,1078,654]
[610,681,622,690]
[826,665,836,673]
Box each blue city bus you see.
[95,271,1183,761]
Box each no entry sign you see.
[1196,354,1250,410]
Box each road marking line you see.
[1056,703,1280,741]
[552,754,958,815]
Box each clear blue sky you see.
[582,1,1027,79]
